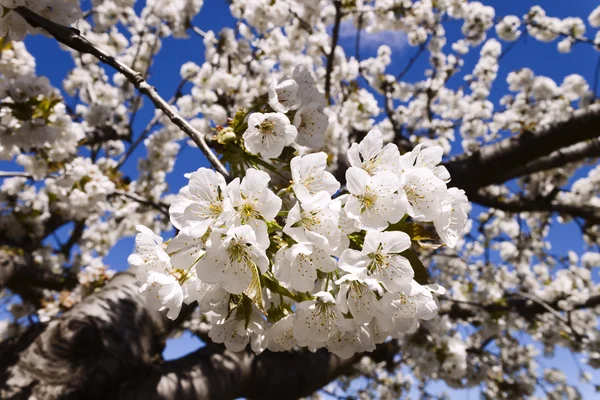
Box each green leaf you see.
[241,294,253,329]
[388,221,441,248]
[400,249,429,285]
[348,231,365,250]
[266,302,285,324]
[0,36,13,51]
[226,294,242,320]
[261,272,297,301]
[243,261,265,313]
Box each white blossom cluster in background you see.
[129,66,469,358]
[0,0,81,41]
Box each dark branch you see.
[495,138,600,183]
[444,292,600,321]
[469,191,600,225]
[445,104,600,193]
[14,6,229,178]
[324,0,342,103]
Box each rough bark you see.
[469,192,600,225]
[0,249,75,299]
[491,138,600,184]
[443,292,600,321]
[119,346,359,400]
[0,271,384,400]
[1,273,168,399]
[445,104,600,193]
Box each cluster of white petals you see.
[131,91,468,357]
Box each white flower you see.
[433,187,470,248]
[335,273,382,325]
[377,281,441,332]
[377,291,419,335]
[398,168,447,221]
[196,225,269,294]
[139,271,184,320]
[336,195,361,255]
[345,167,402,231]
[326,320,375,359]
[290,152,340,203]
[226,168,282,249]
[284,192,341,250]
[293,102,329,148]
[399,144,450,182]
[266,314,296,352]
[169,168,228,236]
[180,276,212,306]
[209,306,267,352]
[128,225,170,282]
[243,112,297,158]
[496,15,521,41]
[339,230,414,292]
[274,243,336,292]
[268,78,301,113]
[347,130,401,176]
[166,230,206,270]
[293,291,342,344]
[590,6,600,27]
[292,65,326,107]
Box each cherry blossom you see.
[243,112,297,158]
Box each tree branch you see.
[0,171,32,179]
[469,191,600,225]
[444,292,600,321]
[445,104,600,192]
[1,272,169,398]
[123,346,359,400]
[324,0,342,103]
[14,6,230,179]
[0,249,74,294]
[495,138,600,183]
[111,190,170,218]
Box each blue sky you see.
[2,0,598,397]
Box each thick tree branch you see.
[0,250,74,294]
[1,272,168,399]
[14,6,230,179]
[444,292,600,321]
[0,268,393,400]
[469,191,600,225]
[495,138,600,183]
[123,346,359,400]
[445,104,600,193]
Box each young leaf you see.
[401,249,429,285]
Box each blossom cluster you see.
[130,66,469,356]
[0,0,81,41]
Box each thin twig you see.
[0,171,33,179]
[396,40,428,81]
[112,190,170,218]
[117,78,190,168]
[355,12,363,66]
[593,55,600,99]
[15,6,230,179]
[190,25,217,44]
[514,291,585,341]
[325,0,343,103]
